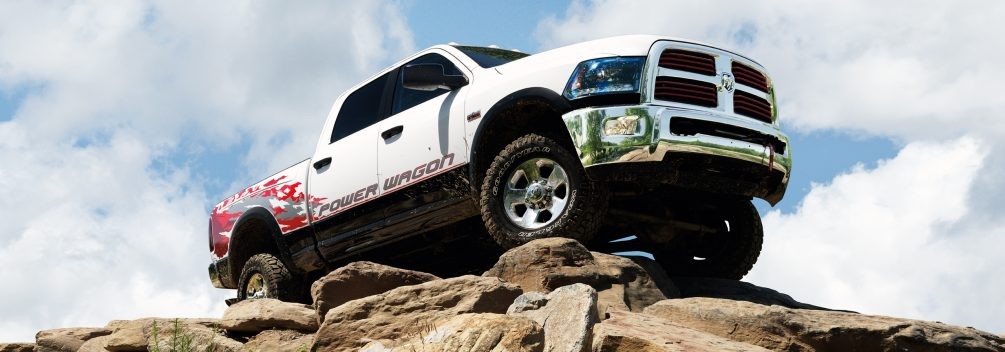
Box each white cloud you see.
[0,0,414,342]
[536,0,1005,333]
[0,127,222,340]
[0,0,415,175]
[746,138,1005,331]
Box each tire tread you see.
[478,134,607,248]
[236,253,297,301]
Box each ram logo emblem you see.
[720,72,735,93]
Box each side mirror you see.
[402,64,468,91]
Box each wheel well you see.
[471,95,577,192]
[227,213,282,287]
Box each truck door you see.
[375,52,473,224]
[307,71,394,260]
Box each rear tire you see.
[652,201,763,280]
[479,134,607,248]
[236,253,298,301]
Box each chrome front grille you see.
[650,44,775,124]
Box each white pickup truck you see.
[207,35,791,301]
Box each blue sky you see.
[1,0,1002,342]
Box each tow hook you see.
[763,141,774,171]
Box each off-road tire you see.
[479,133,607,248]
[654,201,763,280]
[236,253,297,301]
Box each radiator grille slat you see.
[654,77,718,107]
[731,62,769,92]
[733,90,773,123]
[659,49,716,76]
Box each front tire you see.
[236,253,298,301]
[479,134,607,248]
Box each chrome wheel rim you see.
[502,157,570,230]
[245,273,268,299]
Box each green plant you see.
[148,319,219,352]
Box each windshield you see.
[453,45,529,68]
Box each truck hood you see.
[493,34,761,75]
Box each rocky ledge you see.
[3,237,1003,351]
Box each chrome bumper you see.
[562,104,791,202]
[208,261,225,289]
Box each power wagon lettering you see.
[383,153,455,190]
[313,153,456,220]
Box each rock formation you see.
[312,275,523,351]
[592,310,769,352]
[483,237,670,313]
[644,298,1005,352]
[362,313,545,352]
[219,299,318,333]
[508,283,598,352]
[310,261,440,324]
[6,237,1004,352]
[34,328,110,352]
[0,343,34,352]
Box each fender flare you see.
[468,87,573,186]
[224,207,295,285]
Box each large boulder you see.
[508,283,598,352]
[35,327,110,352]
[672,277,830,310]
[242,330,314,352]
[644,298,1005,352]
[628,257,680,299]
[103,318,242,352]
[77,335,113,352]
[484,238,666,313]
[592,310,768,352]
[220,298,317,333]
[362,313,545,352]
[313,275,523,351]
[104,319,160,351]
[0,343,34,352]
[311,261,440,324]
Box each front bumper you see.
[562,104,791,204]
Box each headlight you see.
[563,57,645,100]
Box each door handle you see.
[381,125,404,140]
[313,157,332,170]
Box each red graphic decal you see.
[272,206,287,216]
[209,207,241,258]
[278,182,304,202]
[309,195,327,206]
[263,175,287,187]
[277,216,309,232]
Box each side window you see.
[331,72,392,143]
[392,54,463,115]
